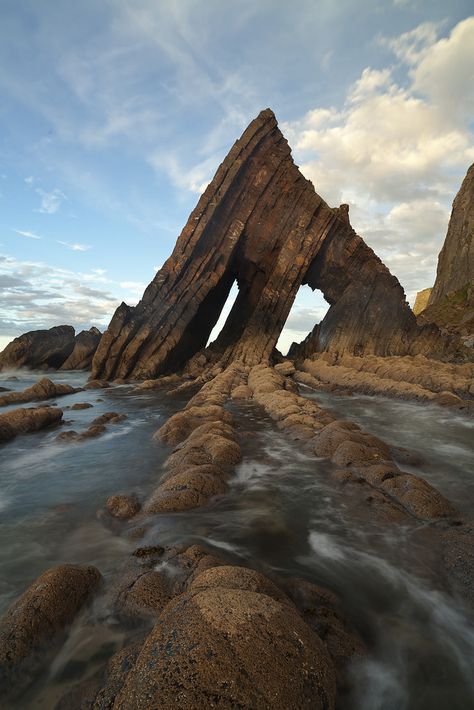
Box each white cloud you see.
[119,280,147,293]
[285,17,474,303]
[57,240,91,252]
[0,253,119,337]
[13,229,42,240]
[36,187,67,214]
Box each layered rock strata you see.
[296,354,474,411]
[145,364,244,513]
[428,162,474,306]
[247,364,456,521]
[92,109,449,382]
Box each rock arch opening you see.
[277,285,329,356]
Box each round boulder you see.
[114,587,336,709]
[106,493,141,520]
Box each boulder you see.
[0,325,75,371]
[0,377,80,407]
[0,564,101,692]
[113,587,336,709]
[0,406,63,443]
[106,493,141,520]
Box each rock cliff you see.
[92,109,449,381]
[428,162,474,306]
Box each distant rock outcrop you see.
[92,109,451,381]
[0,325,75,371]
[428,162,474,306]
[414,163,474,341]
[0,325,102,372]
[60,327,102,370]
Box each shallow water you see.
[0,372,473,709]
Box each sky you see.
[0,1,473,355]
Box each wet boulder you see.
[0,406,63,443]
[0,325,75,371]
[113,586,336,709]
[0,564,101,693]
[0,377,80,407]
[106,493,141,520]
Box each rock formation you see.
[60,327,102,370]
[412,163,474,341]
[0,325,102,372]
[0,325,75,371]
[428,162,474,306]
[92,109,451,382]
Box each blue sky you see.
[1,1,473,354]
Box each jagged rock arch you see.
[92,109,441,381]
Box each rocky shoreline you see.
[0,359,472,708]
[0,108,472,707]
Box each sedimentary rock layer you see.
[92,109,445,381]
[428,162,474,306]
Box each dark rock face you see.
[0,325,75,371]
[0,564,101,693]
[60,327,102,370]
[429,163,474,306]
[92,109,446,381]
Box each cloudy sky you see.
[1,1,473,354]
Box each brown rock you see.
[114,570,170,620]
[380,474,456,520]
[84,379,110,390]
[159,469,226,498]
[113,587,336,709]
[91,109,455,383]
[428,162,474,306]
[188,565,290,604]
[106,493,141,520]
[0,564,101,692]
[70,402,93,410]
[0,325,75,371]
[92,412,127,425]
[60,327,102,370]
[0,406,63,443]
[143,487,209,514]
[0,377,80,407]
